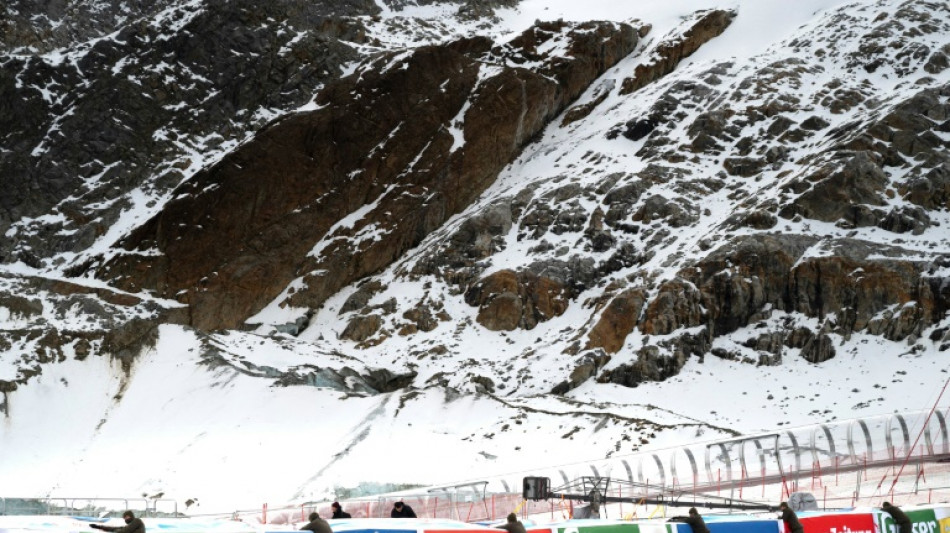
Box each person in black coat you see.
[497,513,526,533]
[391,501,417,518]
[685,508,710,533]
[882,502,912,533]
[331,502,352,519]
[779,502,804,533]
[90,511,145,533]
[301,512,332,533]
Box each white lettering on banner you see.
[829,526,874,533]
[911,522,939,533]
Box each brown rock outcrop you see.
[620,9,735,95]
[594,235,948,364]
[99,21,639,331]
[464,269,569,331]
[586,287,647,353]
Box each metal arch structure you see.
[705,442,734,484]
[494,407,949,508]
[924,410,949,455]
[885,413,911,460]
[621,459,635,485]
[775,429,803,491]
[737,434,776,479]
[809,423,838,465]
[847,418,874,465]
[669,447,700,488]
[637,453,667,490]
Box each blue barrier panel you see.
[707,519,781,533]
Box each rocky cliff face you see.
[1,0,949,405]
[1,0,376,268]
[290,0,950,395]
[98,20,640,330]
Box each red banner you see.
[795,514,877,533]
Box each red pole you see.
[262,503,267,525]
[619,484,623,517]
[717,469,721,495]
[928,489,932,504]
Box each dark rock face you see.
[99,21,639,330]
[1,0,370,264]
[779,152,888,225]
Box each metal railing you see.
[0,497,178,517]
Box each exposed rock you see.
[902,163,950,210]
[779,151,888,226]
[641,279,704,335]
[1,0,368,264]
[465,269,568,331]
[632,195,699,227]
[340,281,386,315]
[725,209,778,230]
[598,345,684,387]
[340,314,383,343]
[586,288,647,353]
[800,332,836,363]
[620,9,735,95]
[100,21,639,331]
[723,157,766,177]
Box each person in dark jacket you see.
[301,512,332,533]
[90,511,145,533]
[497,513,526,533]
[391,501,417,518]
[882,502,912,533]
[779,502,804,533]
[331,502,351,519]
[685,508,710,533]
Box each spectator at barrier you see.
[301,512,332,533]
[779,502,804,533]
[497,513,526,533]
[882,502,912,533]
[90,511,145,533]
[685,508,710,533]
[391,501,417,518]
[331,502,352,519]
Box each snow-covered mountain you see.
[1,0,949,515]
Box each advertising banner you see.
[877,508,941,533]
[932,506,950,533]
[797,512,876,533]
[555,521,680,533]
[708,519,782,533]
